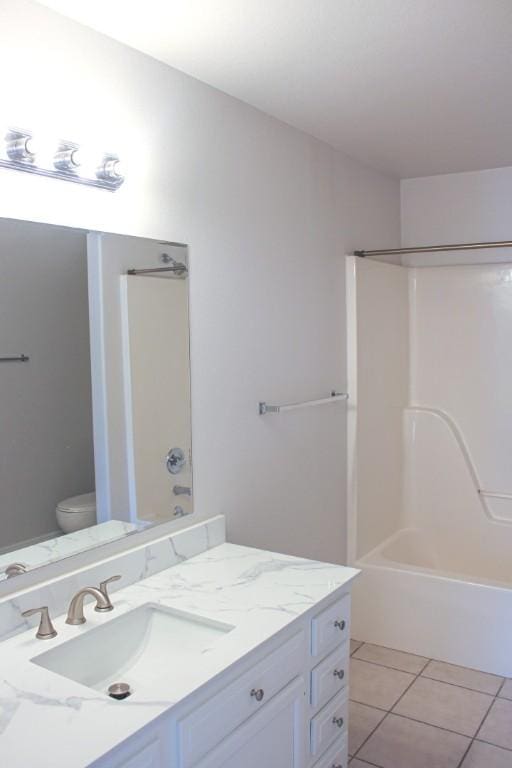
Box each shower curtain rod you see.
[127,265,188,276]
[353,240,512,257]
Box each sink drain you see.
[108,682,132,700]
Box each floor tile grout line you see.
[350,641,364,657]
[353,654,502,695]
[420,673,501,698]
[386,710,487,741]
[351,654,429,761]
[454,689,501,768]
[476,736,512,753]
[349,644,512,763]
[350,710,390,764]
[350,700,482,742]
[352,654,429,676]
[350,697,512,750]
[419,672,503,697]
[454,736,474,768]
[423,657,505,680]
[353,642,507,686]
[349,698,389,714]
[474,688,500,738]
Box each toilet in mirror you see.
[0,218,192,582]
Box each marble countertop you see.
[0,542,358,768]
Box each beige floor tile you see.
[358,714,470,768]
[350,639,363,655]
[349,701,386,755]
[350,658,415,710]
[461,740,512,767]
[350,760,376,767]
[394,676,493,737]
[478,698,512,750]
[422,660,503,695]
[354,643,428,674]
[498,679,512,700]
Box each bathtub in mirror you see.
[0,218,192,584]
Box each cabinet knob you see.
[332,716,344,728]
[333,668,345,680]
[251,688,264,702]
[334,619,346,631]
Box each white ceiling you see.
[36,0,512,178]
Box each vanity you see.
[0,520,358,768]
[0,220,356,767]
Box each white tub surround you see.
[0,543,358,768]
[347,254,512,676]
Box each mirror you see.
[0,219,192,582]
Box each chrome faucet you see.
[66,587,112,625]
[173,485,192,496]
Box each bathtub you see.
[352,527,512,677]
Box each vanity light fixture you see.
[0,127,124,190]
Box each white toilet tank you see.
[56,492,96,534]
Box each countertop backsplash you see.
[0,515,225,642]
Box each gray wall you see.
[0,219,94,549]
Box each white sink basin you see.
[32,603,234,698]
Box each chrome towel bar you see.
[259,391,348,415]
[0,354,29,362]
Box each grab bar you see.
[259,391,348,415]
[406,407,512,524]
[0,355,29,362]
[479,490,512,501]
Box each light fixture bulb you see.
[53,146,81,172]
[6,133,36,162]
[96,156,124,184]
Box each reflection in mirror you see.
[0,219,192,581]
[122,262,192,524]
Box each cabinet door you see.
[91,733,166,768]
[193,678,305,768]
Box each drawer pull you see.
[332,716,344,728]
[333,668,345,680]
[333,619,346,631]
[250,688,264,702]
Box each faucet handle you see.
[22,606,57,640]
[5,562,28,578]
[98,575,121,611]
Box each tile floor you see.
[348,639,512,767]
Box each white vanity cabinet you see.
[90,590,353,768]
[192,678,305,768]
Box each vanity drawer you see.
[311,642,349,709]
[311,594,350,657]
[313,734,348,768]
[178,631,304,768]
[310,688,348,757]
